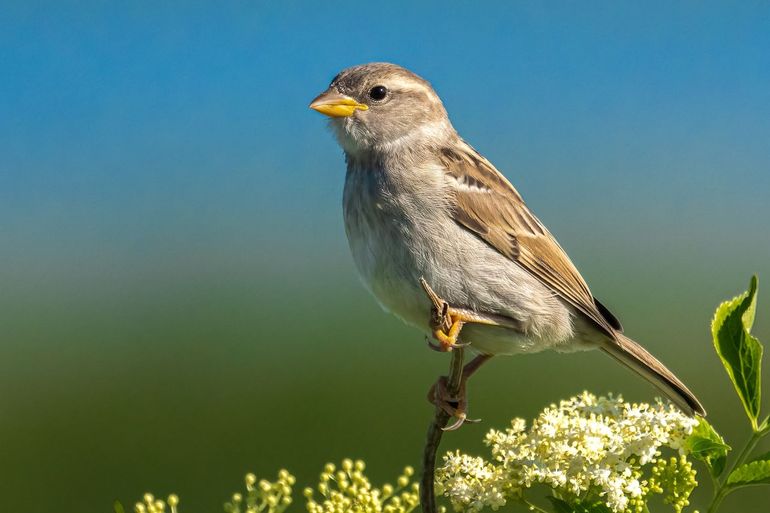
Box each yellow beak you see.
[309,91,368,118]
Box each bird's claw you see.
[421,277,469,352]
[443,412,481,431]
[428,375,479,430]
[426,336,470,352]
[429,312,470,352]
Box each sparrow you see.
[309,62,705,424]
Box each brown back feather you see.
[439,143,617,338]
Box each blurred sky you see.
[2,2,770,512]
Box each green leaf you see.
[685,418,731,477]
[712,276,763,428]
[584,503,613,513]
[726,456,770,487]
[546,496,612,513]
[113,500,125,513]
[547,496,574,513]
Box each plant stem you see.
[707,429,764,513]
[516,497,551,513]
[419,278,466,513]
[420,346,465,513]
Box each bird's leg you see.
[420,279,516,353]
[463,353,493,378]
[428,306,469,352]
[419,278,500,429]
[428,355,493,431]
[420,278,472,352]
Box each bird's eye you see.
[368,85,388,101]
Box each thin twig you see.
[419,278,466,513]
[707,429,766,513]
[516,497,551,513]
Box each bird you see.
[309,62,705,426]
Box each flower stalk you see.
[706,429,765,513]
[419,278,466,513]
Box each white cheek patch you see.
[376,120,452,152]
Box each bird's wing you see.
[437,144,621,337]
[436,143,710,415]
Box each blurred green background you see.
[2,2,769,512]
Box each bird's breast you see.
[340,158,577,354]
[342,162,451,328]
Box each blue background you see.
[2,2,769,512]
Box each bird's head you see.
[310,63,455,156]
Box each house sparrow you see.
[309,62,705,423]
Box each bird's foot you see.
[428,375,481,431]
[426,303,473,352]
[421,277,469,352]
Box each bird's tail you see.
[600,334,706,416]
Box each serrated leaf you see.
[726,457,770,487]
[712,276,763,427]
[113,500,125,513]
[685,418,731,477]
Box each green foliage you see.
[123,277,770,513]
[711,276,763,428]
[686,418,730,477]
[704,276,770,513]
[547,496,612,513]
[546,497,573,513]
[726,453,770,488]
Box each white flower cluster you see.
[435,453,507,512]
[436,392,699,513]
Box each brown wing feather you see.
[437,143,706,415]
[438,144,616,337]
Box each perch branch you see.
[419,278,466,513]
